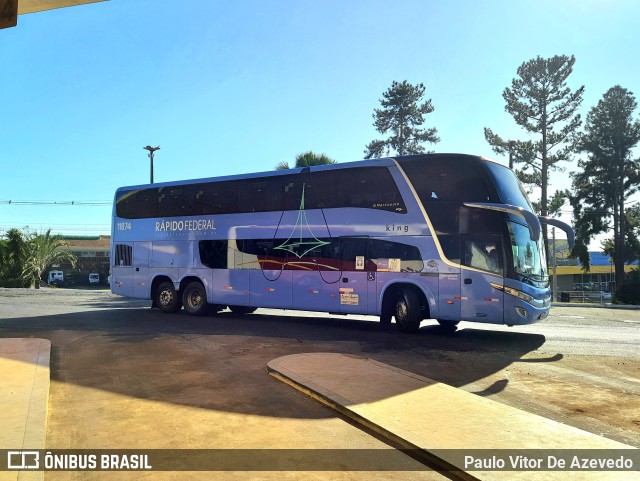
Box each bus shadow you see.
[0,304,550,420]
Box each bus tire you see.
[380,296,394,328]
[395,289,422,333]
[183,281,208,316]
[437,319,459,332]
[155,281,181,313]
[229,306,257,316]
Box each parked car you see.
[48,270,64,286]
[89,273,100,285]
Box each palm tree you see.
[274,151,336,170]
[22,230,76,289]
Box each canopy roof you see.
[2,0,105,29]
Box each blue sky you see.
[1,0,638,237]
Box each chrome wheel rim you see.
[159,289,173,306]
[188,290,203,310]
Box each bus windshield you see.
[483,160,533,210]
[508,221,548,286]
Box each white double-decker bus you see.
[111,153,573,332]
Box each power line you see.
[0,222,110,236]
[0,200,111,206]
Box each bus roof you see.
[114,153,495,194]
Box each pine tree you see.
[364,80,439,158]
[571,86,640,288]
[484,55,584,256]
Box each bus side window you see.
[369,239,424,273]
[116,191,137,219]
[115,244,132,267]
[238,178,283,213]
[136,188,158,218]
[462,236,503,275]
[437,234,461,264]
[196,181,238,215]
[306,167,406,213]
[339,238,369,271]
[199,240,228,269]
[157,186,195,217]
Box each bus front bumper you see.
[503,295,551,326]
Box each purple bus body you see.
[111,155,555,328]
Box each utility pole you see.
[143,145,160,183]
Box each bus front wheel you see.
[395,289,422,333]
[183,281,208,316]
[155,281,181,313]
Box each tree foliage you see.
[0,228,27,282]
[531,189,569,218]
[275,151,336,170]
[571,86,640,287]
[484,55,584,258]
[20,230,76,289]
[364,80,439,158]
[614,268,640,305]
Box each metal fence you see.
[557,291,613,304]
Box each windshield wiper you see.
[516,271,548,286]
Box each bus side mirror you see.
[538,217,575,249]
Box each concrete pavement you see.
[0,338,50,481]
[0,334,637,480]
[268,353,638,481]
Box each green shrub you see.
[614,269,640,305]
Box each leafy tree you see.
[484,55,584,256]
[275,151,336,170]
[600,204,640,269]
[21,230,76,289]
[571,86,640,288]
[532,190,570,218]
[364,80,439,158]
[0,228,27,281]
[614,268,640,305]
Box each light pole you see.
[143,145,160,183]
[551,228,558,303]
[508,140,516,170]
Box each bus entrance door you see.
[339,237,370,315]
[460,235,504,323]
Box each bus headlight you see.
[490,284,535,303]
[515,307,528,319]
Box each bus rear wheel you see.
[155,281,181,313]
[183,281,208,316]
[395,289,422,333]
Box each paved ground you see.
[0,288,638,480]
